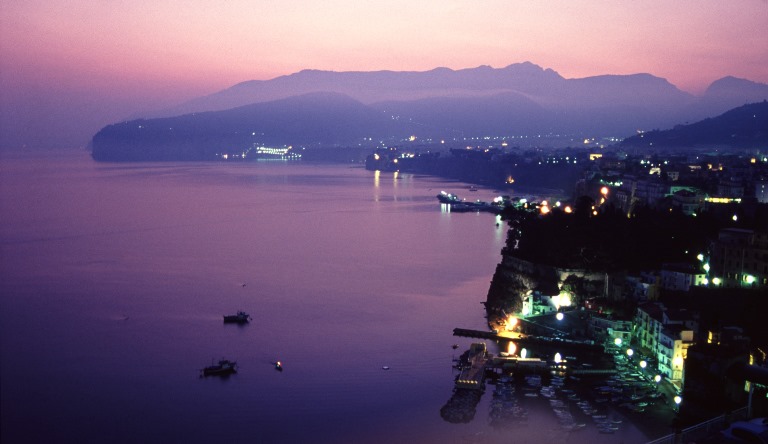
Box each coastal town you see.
[395,142,768,442]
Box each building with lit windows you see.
[709,228,768,288]
[660,263,707,291]
[657,325,695,387]
[756,180,768,204]
[635,302,698,387]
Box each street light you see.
[627,348,634,357]
[556,312,564,321]
[674,395,682,411]
[639,360,647,369]
[654,375,662,383]
[614,337,622,346]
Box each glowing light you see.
[600,187,609,196]
[506,316,518,330]
[703,263,710,272]
[627,349,634,357]
[507,342,517,355]
[564,206,572,214]
[696,254,704,261]
[639,360,647,369]
[614,337,622,346]
[733,214,738,221]
[592,210,598,216]
[554,353,562,363]
[674,396,682,405]
[553,292,571,309]
[654,375,662,383]
[673,356,683,367]
[374,153,380,160]
[556,312,564,321]
[746,275,755,284]
[713,277,721,285]
[540,205,550,215]
[520,348,528,359]
[409,135,416,141]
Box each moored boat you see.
[223,311,251,324]
[201,359,237,377]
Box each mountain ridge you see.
[620,100,768,149]
[154,62,767,121]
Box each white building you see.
[635,302,698,387]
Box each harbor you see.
[444,331,681,443]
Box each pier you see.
[453,328,605,355]
[455,343,488,390]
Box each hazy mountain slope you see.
[156,62,564,116]
[91,92,413,161]
[620,101,768,149]
[371,92,551,136]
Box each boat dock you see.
[455,343,488,390]
[453,328,604,355]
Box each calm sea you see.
[0,150,649,443]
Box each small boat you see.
[274,361,283,371]
[223,311,251,324]
[201,359,237,377]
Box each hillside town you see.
[467,144,768,433]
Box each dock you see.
[453,328,604,355]
[455,343,488,390]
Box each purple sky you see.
[1,0,767,149]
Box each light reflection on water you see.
[0,151,650,444]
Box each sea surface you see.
[0,150,650,443]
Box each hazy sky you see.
[1,0,767,149]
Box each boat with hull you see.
[223,311,251,324]
[201,359,237,377]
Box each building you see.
[669,188,705,216]
[634,302,698,387]
[660,263,707,291]
[717,178,745,198]
[709,228,768,288]
[683,328,752,416]
[589,315,633,346]
[657,324,695,386]
[756,180,768,204]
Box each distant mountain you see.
[157,62,566,116]
[155,63,700,126]
[149,63,767,138]
[91,63,768,160]
[620,101,768,149]
[91,92,417,161]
